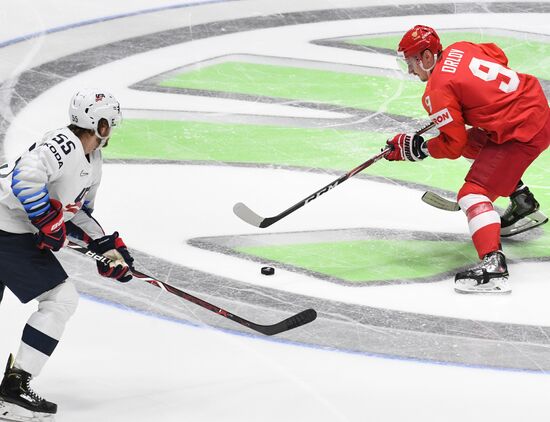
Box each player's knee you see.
[458,181,491,201]
[55,281,79,318]
[60,281,79,317]
[38,280,79,321]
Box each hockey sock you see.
[458,184,501,259]
[15,281,78,376]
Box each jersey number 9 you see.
[468,57,520,94]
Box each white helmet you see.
[69,89,122,144]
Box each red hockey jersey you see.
[422,41,550,159]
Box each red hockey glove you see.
[31,199,67,251]
[88,232,134,282]
[385,133,428,161]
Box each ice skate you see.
[501,186,548,237]
[454,251,511,294]
[0,355,56,422]
[0,401,55,422]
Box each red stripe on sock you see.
[466,201,494,221]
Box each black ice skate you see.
[0,355,56,420]
[454,251,510,294]
[501,186,548,237]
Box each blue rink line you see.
[79,292,550,377]
[0,0,233,49]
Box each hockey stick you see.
[0,143,36,178]
[67,241,317,336]
[233,122,436,228]
[421,191,460,211]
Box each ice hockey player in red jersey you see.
[385,25,550,293]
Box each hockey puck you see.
[261,266,275,275]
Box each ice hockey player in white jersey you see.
[0,89,134,420]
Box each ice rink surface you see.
[1,0,550,421]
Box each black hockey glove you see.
[385,133,428,161]
[88,232,134,282]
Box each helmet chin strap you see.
[95,126,111,148]
[98,136,108,148]
[419,53,438,76]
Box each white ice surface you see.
[92,164,550,327]
[2,291,550,422]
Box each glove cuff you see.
[411,135,428,161]
[31,199,63,230]
[419,138,429,159]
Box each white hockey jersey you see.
[0,127,105,238]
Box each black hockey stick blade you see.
[250,308,317,336]
[421,191,461,211]
[67,241,317,336]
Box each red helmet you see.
[398,25,442,59]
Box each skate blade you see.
[501,210,548,237]
[454,287,512,294]
[0,401,55,422]
[454,279,511,294]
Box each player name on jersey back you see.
[441,48,464,74]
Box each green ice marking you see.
[160,62,426,118]
[108,119,550,283]
[238,239,478,282]
[108,119,471,193]
[349,31,550,81]
[238,234,550,283]
[108,120,391,168]
[113,119,546,197]
[157,33,549,125]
